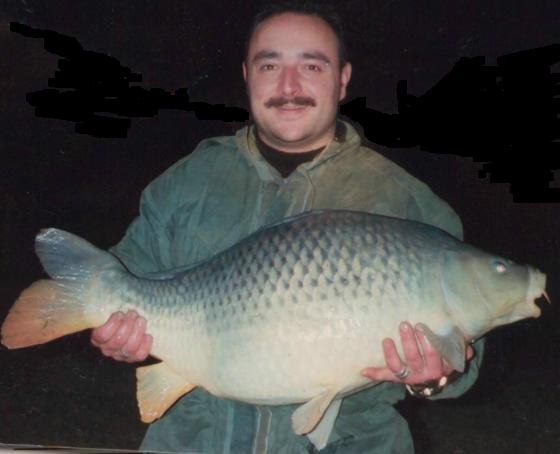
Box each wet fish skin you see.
[0,210,547,449]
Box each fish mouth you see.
[525,268,548,318]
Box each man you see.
[91,3,482,452]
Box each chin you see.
[269,124,311,140]
[271,132,311,146]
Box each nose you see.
[278,66,302,96]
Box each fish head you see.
[440,247,547,339]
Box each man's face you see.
[243,13,352,153]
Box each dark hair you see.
[244,1,348,67]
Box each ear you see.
[242,61,248,82]
[338,62,352,101]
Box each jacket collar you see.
[234,120,362,182]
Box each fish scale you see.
[0,210,547,450]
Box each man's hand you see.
[361,321,474,385]
[91,310,153,363]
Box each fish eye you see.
[492,260,508,274]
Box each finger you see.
[466,345,475,361]
[361,335,407,382]
[399,322,424,373]
[106,310,139,354]
[416,327,444,380]
[382,337,406,375]
[361,365,395,382]
[121,316,148,359]
[91,312,125,346]
[130,334,153,362]
[362,337,405,382]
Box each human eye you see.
[303,62,324,73]
[259,62,277,72]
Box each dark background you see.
[0,1,559,452]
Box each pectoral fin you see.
[136,362,197,423]
[306,397,342,450]
[291,387,340,436]
[416,323,466,372]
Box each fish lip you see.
[526,268,547,317]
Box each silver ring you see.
[119,348,130,358]
[394,365,410,380]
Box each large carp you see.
[1,210,547,449]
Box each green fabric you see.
[111,121,484,453]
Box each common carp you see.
[0,210,548,449]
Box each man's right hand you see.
[91,310,153,363]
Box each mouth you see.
[277,104,307,111]
[526,268,548,317]
[273,104,310,118]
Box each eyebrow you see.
[300,51,331,65]
[252,50,281,62]
[251,50,332,65]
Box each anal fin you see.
[416,323,466,372]
[136,362,197,423]
[292,387,340,436]
[306,397,342,450]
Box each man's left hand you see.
[361,321,474,385]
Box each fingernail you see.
[400,322,409,331]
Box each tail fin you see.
[1,228,124,349]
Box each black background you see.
[0,1,559,452]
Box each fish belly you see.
[196,296,415,405]
[209,331,375,404]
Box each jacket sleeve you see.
[109,135,232,276]
[109,144,208,276]
[109,183,173,276]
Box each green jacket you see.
[112,121,483,454]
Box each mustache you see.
[265,96,316,108]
